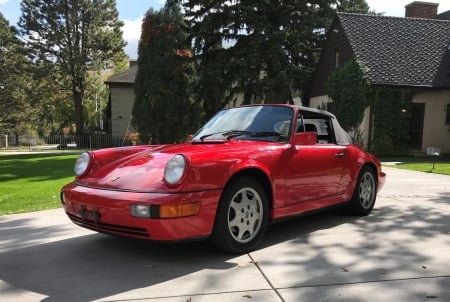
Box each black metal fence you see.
[0,134,135,152]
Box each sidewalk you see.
[0,166,449,301]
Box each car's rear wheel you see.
[348,166,377,216]
[211,176,269,253]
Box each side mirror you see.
[292,132,317,145]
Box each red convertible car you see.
[61,105,386,253]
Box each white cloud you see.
[122,17,143,41]
[0,0,10,4]
[122,17,143,59]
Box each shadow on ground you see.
[1,194,449,301]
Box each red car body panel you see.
[61,104,386,242]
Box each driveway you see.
[0,166,449,301]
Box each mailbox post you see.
[426,147,441,170]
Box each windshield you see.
[192,105,294,142]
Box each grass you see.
[0,152,448,215]
[381,156,450,175]
[0,153,80,215]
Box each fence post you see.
[4,134,8,148]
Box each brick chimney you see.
[405,1,439,18]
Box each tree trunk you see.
[73,87,85,147]
[74,91,84,135]
[14,132,19,147]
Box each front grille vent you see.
[67,213,149,238]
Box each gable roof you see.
[337,12,450,88]
[104,64,137,85]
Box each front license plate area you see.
[79,205,101,226]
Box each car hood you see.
[76,141,284,192]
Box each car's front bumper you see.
[61,182,222,241]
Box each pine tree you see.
[133,3,200,144]
[171,0,338,114]
[0,13,34,138]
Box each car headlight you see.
[74,152,91,176]
[164,154,186,185]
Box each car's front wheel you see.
[348,166,377,216]
[211,176,269,253]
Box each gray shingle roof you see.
[337,12,450,88]
[104,64,137,85]
[436,11,450,20]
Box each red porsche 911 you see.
[61,104,386,253]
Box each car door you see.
[283,144,348,205]
[283,113,349,206]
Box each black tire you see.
[348,166,378,216]
[211,176,269,253]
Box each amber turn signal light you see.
[159,202,201,218]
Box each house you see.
[308,1,450,154]
[104,60,138,138]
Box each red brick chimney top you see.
[405,1,439,18]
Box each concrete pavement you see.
[0,166,449,301]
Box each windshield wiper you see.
[249,131,282,137]
[199,130,283,142]
[200,130,252,141]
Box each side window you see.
[297,117,332,144]
[333,49,340,70]
[315,119,331,144]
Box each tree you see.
[170,0,338,116]
[18,0,126,137]
[133,4,200,144]
[29,66,73,136]
[0,13,34,138]
[337,0,370,13]
[326,59,369,131]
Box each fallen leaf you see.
[340,267,349,272]
[242,294,252,298]
[426,295,437,299]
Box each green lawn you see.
[381,157,450,175]
[0,153,80,215]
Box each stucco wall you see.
[309,95,330,109]
[413,90,450,154]
[110,86,136,138]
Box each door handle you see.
[335,152,344,158]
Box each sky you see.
[1,0,450,59]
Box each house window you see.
[333,49,340,69]
[446,104,450,124]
